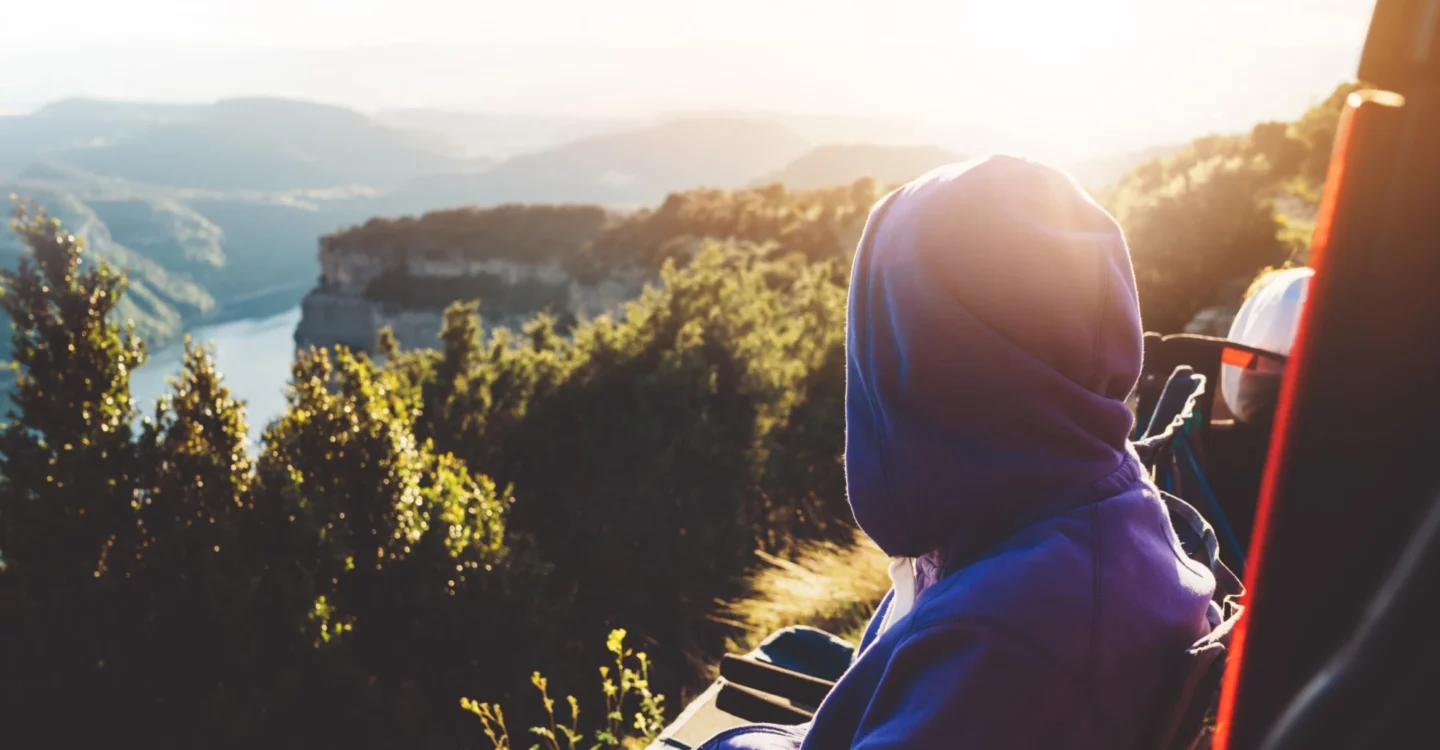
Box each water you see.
[129,306,303,447]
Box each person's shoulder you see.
[907,487,1196,656]
[914,503,1105,621]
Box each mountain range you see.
[0,95,1171,366]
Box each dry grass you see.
[717,532,891,655]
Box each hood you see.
[845,155,1144,559]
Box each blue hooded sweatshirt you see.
[699,156,1216,750]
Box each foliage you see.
[390,242,851,704]
[0,204,852,747]
[1103,82,1360,331]
[0,203,147,739]
[582,178,883,274]
[0,205,530,747]
[1112,155,1288,331]
[461,629,665,750]
[324,204,613,266]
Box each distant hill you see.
[0,185,216,349]
[0,99,203,176]
[759,144,961,189]
[659,109,1016,155]
[1064,144,1184,190]
[0,97,491,190]
[86,197,227,272]
[28,99,206,122]
[758,141,1180,193]
[0,96,485,362]
[0,173,379,366]
[0,100,825,367]
[393,117,813,209]
[374,108,638,159]
[0,92,1184,371]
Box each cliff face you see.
[293,183,881,354]
[295,237,643,353]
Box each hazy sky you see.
[1,0,1378,161]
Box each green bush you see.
[387,241,851,707]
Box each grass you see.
[459,533,890,748]
[717,531,890,655]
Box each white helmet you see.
[1221,267,1314,424]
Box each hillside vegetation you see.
[1102,82,1358,331]
[0,84,1355,748]
[0,204,856,747]
[319,178,883,301]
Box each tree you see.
[1105,82,1363,332]
[401,242,856,706]
[1120,157,1288,332]
[1291,82,1364,185]
[111,342,264,731]
[423,300,484,437]
[0,203,145,734]
[0,206,529,747]
[253,345,518,745]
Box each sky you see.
[0,0,1378,161]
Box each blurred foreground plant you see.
[463,628,666,750]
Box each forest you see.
[0,84,1353,748]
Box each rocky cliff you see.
[293,181,881,354]
[293,205,643,352]
[295,265,643,352]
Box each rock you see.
[297,237,647,353]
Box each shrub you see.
[461,629,666,750]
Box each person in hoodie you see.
[698,156,1218,750]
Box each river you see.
[129,306,303,447]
